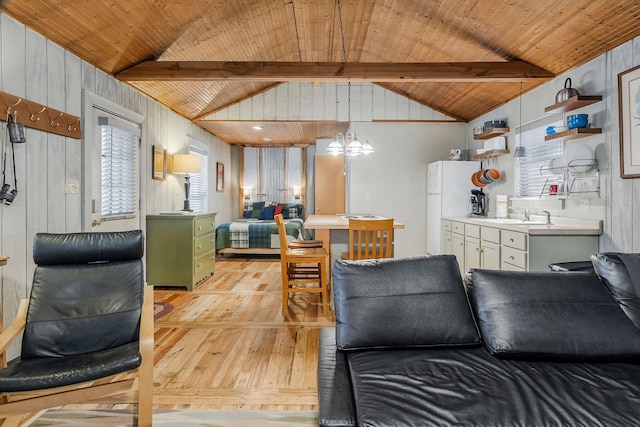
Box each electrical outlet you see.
[65,179,79,194]
[579,199,589,212]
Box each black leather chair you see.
[0,231,153,426]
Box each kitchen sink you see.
[476,218,550,225]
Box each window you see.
[514,118,564,197]
[189,144,208,213]
[99,117,139,218]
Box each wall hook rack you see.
[0,91,81,139]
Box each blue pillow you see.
[258,205,276,220]
[243,210,252,219]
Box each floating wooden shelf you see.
[544,95,603,114]
[473,128,510,140]
[473,149,510,160]
[544,128,602,141]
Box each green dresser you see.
[146,212,217,291]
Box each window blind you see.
[100,123,138,217]
[514,118,564,197]
[189,144,208,213]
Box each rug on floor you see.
[29,408,317,426]
[154,301,173,320]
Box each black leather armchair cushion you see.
[332,255,480,351]
[591,252,640,328]
[467,269,640,361]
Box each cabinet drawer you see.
[194,216,216,237]
[194,250,215,275]
[442,220,452,232]
[465,224,480,238]
[481,226,500,243]
[501,246,527,269]
[501,230,527,250]
[452,222,465,234]
[194,234,216,257]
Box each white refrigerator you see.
[426,160,479,255]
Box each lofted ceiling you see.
[2,0,639,147]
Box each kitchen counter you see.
[443,215,602,236]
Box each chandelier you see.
[326,0,374,157]
[327,129,374,157]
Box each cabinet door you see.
[451,233,465,275]
[442,230,452,254]
[481,241,500,269]
[465,236,481,273]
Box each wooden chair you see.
[0,231,153,427]
[342,218,394,260]
[275,214,329,316]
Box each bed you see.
[215,203,309,256]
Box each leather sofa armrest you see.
[317,328,356,427]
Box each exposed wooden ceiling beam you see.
[117,61,554,82]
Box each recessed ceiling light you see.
[252,126,263,130]
[263,137,272,142]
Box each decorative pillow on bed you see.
[258,205,276,220]
[278,203,290,219]
[251,202,265,219]
[242,210,252,219]
[332,255,480,351]
[591,252,640,329]
[467,269,640,362]
[273,204,283,216]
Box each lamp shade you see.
[171,154,201,174]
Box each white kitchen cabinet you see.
[464,224,481,273]
[451,221,465,275]
[441,220,452,254]
[480,226,501,270]
[441,219,600,272]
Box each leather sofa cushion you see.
[467,269,640,361]
[591,252,640,328]
[346,344,640,427]
[332,255,480,351]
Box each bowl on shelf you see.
[566,114,588,130]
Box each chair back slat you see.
[348,218,394,260]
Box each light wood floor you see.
[150,255,334,410]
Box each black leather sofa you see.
[318,253,640,427]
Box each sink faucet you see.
[542,210,551,224]
[507,206,530,221]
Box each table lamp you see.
[171,154,201,211]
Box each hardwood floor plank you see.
[72,256,333,411]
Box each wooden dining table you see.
[304,214,405,269]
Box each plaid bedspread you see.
[216,218,305,249]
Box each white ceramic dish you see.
[562,143,594,173]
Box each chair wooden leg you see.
[320,259,328,315]
[282,262,290,316]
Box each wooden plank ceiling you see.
[2,0,639,146]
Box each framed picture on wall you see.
[216,162,224,192]
[152,145,166,180]
[618,64,640,178]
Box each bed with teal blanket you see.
[216,218,307,256]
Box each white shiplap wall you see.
[0,13,235,359]
[203,82,457,122]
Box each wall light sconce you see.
[243,187,252,200]
[293,187,301,200]
[170,154,201,211]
